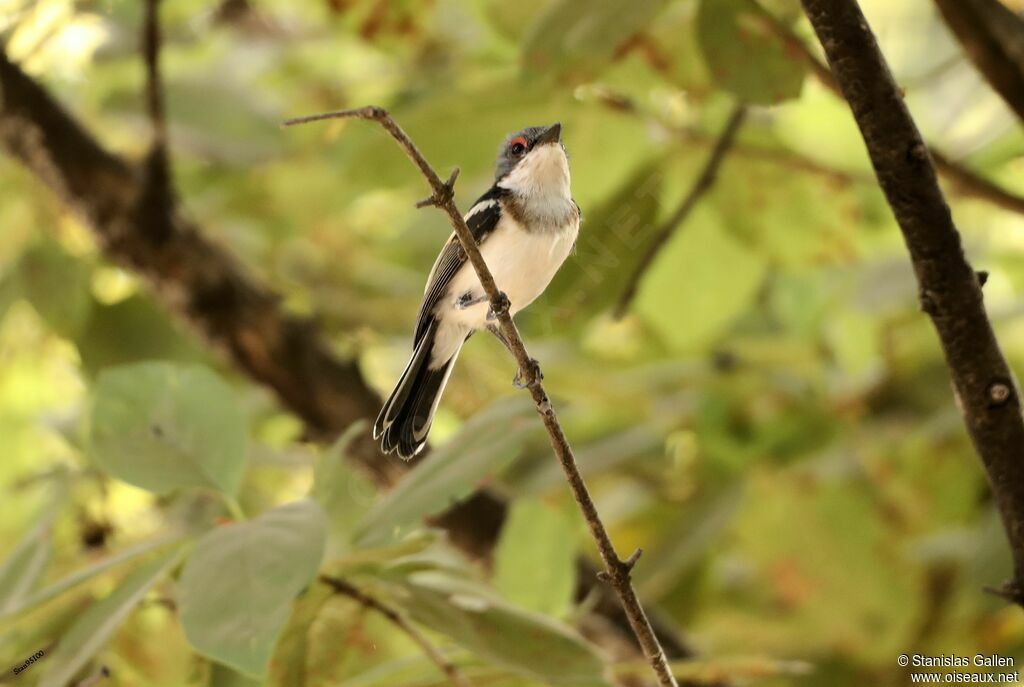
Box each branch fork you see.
[416,167,460,209]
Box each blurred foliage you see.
[1,0,1024,685]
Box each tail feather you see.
[375,320,460,460]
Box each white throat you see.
[498,144,573,227]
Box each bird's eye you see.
[509,136,528,156]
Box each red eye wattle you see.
[509,136,528,156]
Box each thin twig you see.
[613,104,747,318]
[746,0,1024,218]
[285,107,680,687]
[800,0,1024,605]
[320,576,470,687]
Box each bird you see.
[373,122,580,459]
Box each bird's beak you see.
[536,122,562,146]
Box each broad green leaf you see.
[16,238,93,338]
[521,0,668,82]
[75,295,206,376]
[310,421,378,556]
[390,570,610,687]
[178,499,328,677]
[1,534,185,620]
[635,210,766,352]
[353,397,538,548]
[696,0,807,104]
[89,362,248,496]
[37,545,184,687]
[493,499,576,617]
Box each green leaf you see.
[178,499,328,677]
[493,499,576,617]
[521,0,668,82]
[310,421,378,556]
[353,397,538,548]
[88,362,249,496]
[1,534,185,620]
[16,239,93,338]
[391,570,610,686]
[696,0,807,104]
[37,545,184,687]
[75,295,206,377]
[635,211,766,351]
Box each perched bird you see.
[374,122,580,459]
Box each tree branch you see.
[800,0,1024,605]
[613,104,746,318]
[931,0,1024,124]
[284,106,680,687]
[319,575,470,687]
[747,0,1024,218]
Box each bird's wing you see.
[413,186,505,345]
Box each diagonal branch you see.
[613,104,746,318]
[746,0,1024,219]
[800,0,1024,605]
[319,576,470,687]
[284,106,680,687]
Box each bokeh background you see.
[2,0,1024,685]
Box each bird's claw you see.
[513,358,543,389]
[487,291,511,321]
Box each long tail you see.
[374,319,460,460]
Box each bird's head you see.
[494,123,569,199]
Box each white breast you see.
[429,214,579,366]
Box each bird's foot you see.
[487,291,511,321]
[513,358,543,389]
